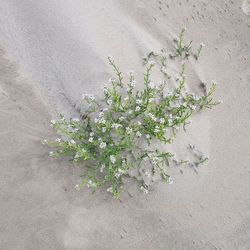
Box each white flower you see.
[107,55,114,61]
[114,169,125,179]
[74,153,80,159]
[152,116,157,122]
[50,119,56,125]
[146,134,150,139]
[100,164,105,173]
[159,81,165,87]
[135,106,141,112]
[168,177,173,184]
[190,105,196,110]
[99,112,104,117]
[88,137,94,143]
[175,93,181,99]
[154,128,160,133]
[55,138,61,143]
[131,80,136,88]
[148,60,156,66]
[110,155,116,164]
[136,131,142,137]
[115,172,120,178]
[112,123,122,129]
[173,103,180,108]
[115,124,122,129]
[75,184,81,191]
[102,127,106,132]
[200,43,206,47]
[148,82,155,89]
[107,187,113,193]
[89,95,95,101]
[99,142,107,149]
[42,139,48,144]
[119,116,125,121]
[90,132,94,137]
[152,156,159,165]
[108,78,114,84]
[87,180,97,188]
[145,172,150,177]
[70,139,76,145]
[128,110,133,115]
[148,98,154,103]
[94,117,99,123]
[219,100,223,104]
[72,118,80,122]
[193,95,199,101]
[173,125,179,130]
[124,97,129,101]
[159,118,165,124]
[140,186,149,194]
[99,118,106,124]
[49,151,54,156]
[137,121,142,126]
[126,127,133,134]
[148,153,153,158]
[136,99,142,105]
[147,113,157,122]
[82,93,94,100]
[107,99,113,105]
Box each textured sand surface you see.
[0,1,250,249]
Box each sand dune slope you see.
[0,1,250,249]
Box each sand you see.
[0,0,249,249]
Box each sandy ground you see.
[0,0,250,249]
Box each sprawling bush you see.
[43,30,221,198]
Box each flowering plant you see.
[44,30,221,198]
